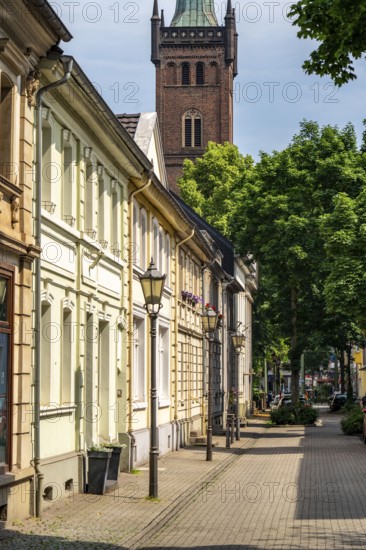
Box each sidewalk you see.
[0,420,266,549]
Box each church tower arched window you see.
[183,110,202,147]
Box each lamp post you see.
[139,258,166,498]
[232,332,246,441]
[202,306,218,461]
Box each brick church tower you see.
[151,0,238,192]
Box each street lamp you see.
[232,332,246,441]
[139,258,166,498]
[202,306,218,461]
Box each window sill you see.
[158,399,170,408]
[132,401,147,410]
[40,404,77,419]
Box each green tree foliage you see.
[178,141,254,237]
[289,0,366,85]
[178,122,366,403]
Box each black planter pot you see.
[106,446,122,481]
[87,449,112,495]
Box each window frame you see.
[0,263,14,472]
[182,109,203,148]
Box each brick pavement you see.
[1,411,366,549]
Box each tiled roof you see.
[171,0,218,27]
[116,113,141,139]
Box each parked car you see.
[278,395,310,408]
[328,391,341,406]
[270,395,281,410]
[329,393,347,412]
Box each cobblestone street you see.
[1,410,366,549]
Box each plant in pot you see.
[87,445,112,495]
[101,442,127,481]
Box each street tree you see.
[289,0,366,85]
[178,122,366,403]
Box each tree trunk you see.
[339,350,345,393]
[290,287,300,404]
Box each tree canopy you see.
[178,121,366,400]
[289,0,366,85]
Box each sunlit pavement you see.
[1,410,366,549]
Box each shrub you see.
[270,405,318,425]
[340,404,363,435]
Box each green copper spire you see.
[171,0,218,27]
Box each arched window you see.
[183,110,202,148]
[182,63,190,85]
[196,63,204,85]
[167,63,176,85]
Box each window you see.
[165,234,170,286]
[183,110,202,148]
[152,218,159,267]
[42,123,52,203]
[140,209,147,270]
[0,268,13,470]
[98,176,105,242]
[133,317,146,402]
[179,250,184,292]
[40,303,52,405]
[196,63,204,85]
[0,74,14,181]
[62,130,76,223]
[85,161,95,235]
[98,321,110,437]
[157,326,169,402]
[133,202,140,266]
[62,310,72,404]
[159,227,164,273]
[111,185,120,257]
[182,63,190,85]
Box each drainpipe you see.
[174,230,194,450]
[127,174,152,437]
[34,56,74,518]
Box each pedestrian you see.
[361,394,366,407]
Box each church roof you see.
[116,113,141,138]
[171,0,218,27]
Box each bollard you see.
[230,414,235,444]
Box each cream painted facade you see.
[0,0,72,525]
[0,1,256,522]
[125,113,216,465]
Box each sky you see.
[55,0,366,161]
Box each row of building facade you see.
[0,0,256,524]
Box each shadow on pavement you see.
[0,532,272,550]
[0,531,127,549]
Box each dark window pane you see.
[185,118,192,146]
[194,118,202,147]
[196,64,204,85]
[0,332,8,465]
[0,279,7,322]
[182,64,190,85]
